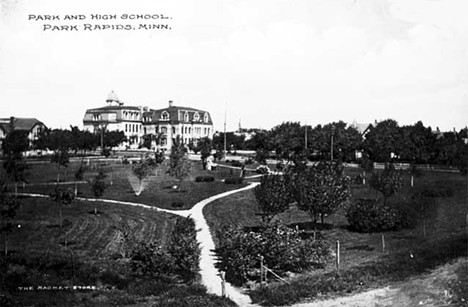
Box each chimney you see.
[10,116,15,130]
[169,100,174,108]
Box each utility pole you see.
[304,121,308,150]
[331,125,335,161]
[223,103,227,160]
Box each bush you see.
[102,147,111,158]
[171,201,185,208]
[195,176,215,182]
[224,177,243,184]
[346,198,401,232]
[215,224,330,286]
[167,217,201,282]
[256,165,270,174]
[74,164,87,180]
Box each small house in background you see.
[347,121,373,160]
[0,117,47,149]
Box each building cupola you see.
[106,91,121,106]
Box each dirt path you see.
[289,258,466,307]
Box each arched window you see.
[161,111,169,120]
[193,112,200,121]
[184,112,189,122]
[204,113,209,123]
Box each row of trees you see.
[212,120,468,168]
[34,126,127,155]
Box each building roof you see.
[107,91,120,102]
[0,117,45,133]
[348,121,372,135]
[148,103,213,125]
[85,105,142,112]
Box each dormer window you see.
[93,114,101,121]
[204,113,209,123]
[161,111,169,120]
[193,112,200,121]
[184,112,189,122]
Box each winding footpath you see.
[19,182,260,307]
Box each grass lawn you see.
[203,168,468,306]
[13,159,247,210]
[3,196,175,261]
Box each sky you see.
[1,0,467,132]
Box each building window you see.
[125,124,128,132]
[193,112,200,121]
[161,111,169,120]
[204,113,209,123]
[161,127,167,134]
[184,112,189,122]
[172,127,176,134]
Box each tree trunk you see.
[59,204,63,230]
[5,235,8,256]
[411,175,414,187]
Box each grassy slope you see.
[2,196,175,264]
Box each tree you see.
[103,130,127,148]
[287,161,351,224]
[359,153,374,185]
[0,183,20,255]
[363,119,401,162]
[167,216,201,282]
[167,137,192,191]
[41,129,72,182]
[91,168,107,214]
[253,174,291,223]
[2,130,30,194]
[51,150,70,182]
[193,137,213,170]
[132,158,156,196]
[369,163,403,205]
[50,186,75,245]
[269,122,304,164]
[255,149,269,165]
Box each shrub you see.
[171,201,184,208]
[256,165,270,174]
[74,164,87,180]
[130,242,174,278]
[102,147,111,158]
[195,176,215,182]
[167,216,201,282]
[224,177,243,184]
[215,224,330,286]
[346,198,401,232]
